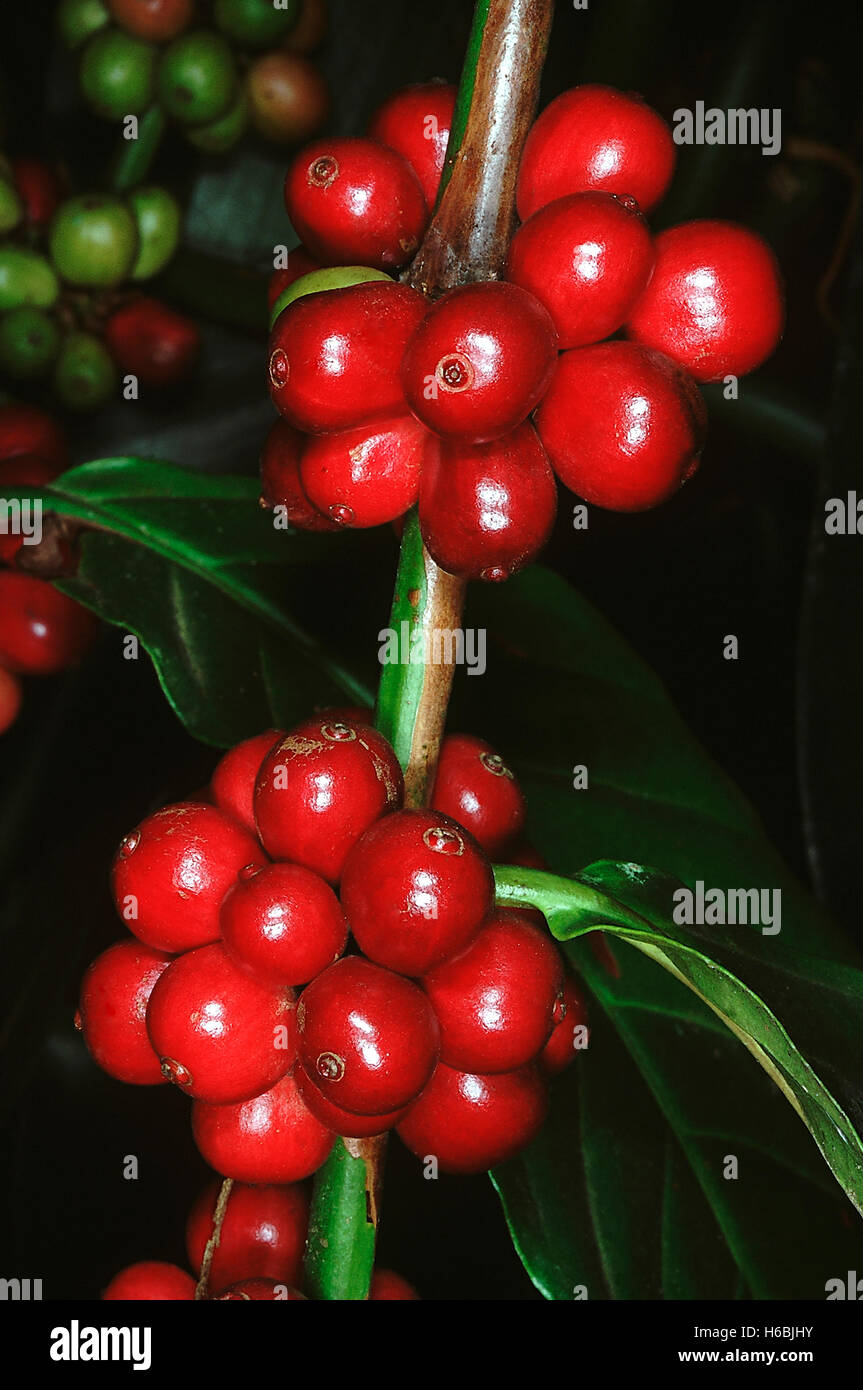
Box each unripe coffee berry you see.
[401,282,558,442]
[534,341,706,512]
[220,861,348,987]
[112,801,265,953]
[185,1180,309,1295]
[396,1061,549,1174]
[284,137,427,270]
[506,192,654,349]
[418,423,557,582]
[340,808,494,976]
[192,1070,335,1183]
[0,574,98,675]
[103,1261,196,1301]
[625,220,784,381]
[77,940,172,1085]
[268,246,321,310]
[431,734,525,858]
[295,1066,408,1138]
[517,84,676,220]
[260,419,338,531]
[146,942,296,1103]
[369,82,457,211]
[299,413,428,528]
[297,956,440,1115]
[210,728,283,833]
[539,974,590,1076]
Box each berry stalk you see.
[111,105,168,192]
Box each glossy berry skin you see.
[423,908,564,1073]
[517,84,676,221]
[220,861,348,987]
[112,801,265,953]
[397,1062,549,1174]
[419,423,557,582]
[192,1070,335,1183]
[540,974,590,1076]
[211,728,282,833]
[297,956,440,1116]
[104,297,200,387]
[295,1066,407,1138]
[0,404,68,470]
[506,192,654,349]
[268,281,426,433]
[0,455,58,563]
[186,1180,309,1295]
[402,283,558,442]
[108,0,194,42]
[0,574,97,675]
[145,942,296,1103]
[625,220,784,382]
[77,940,172,1085]
[259,419,338,531]
[340,809,494,976]
[299,413,428,528]
[103,1261,196,1301]
[430,733,525,858]
[267,247,321,310]
[0,667,22,736]
[369,82,457,210]
[254,717,404,884]
[284,137,427,271]
[370,1270,420,1300]
[534,342,707,512]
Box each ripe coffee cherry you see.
[211,728,282,833]
[284,137,427,271]
[0,455,58,563]
[517,84,676,220]
[297,956,440,1116]
[11,159,64,229]
[625,220,784,381]
[340,809,494,975]
[260,419,338,531]
[534,342,706,512]
[370,1270,419,1300]
[423,909,565,1073]
[418,423,557,582]
[295,1066,407,1138]
[145,942,296,1103]
[220,861,348,987]
[103,1261,196,1301]
[0,404,68,470]
[397,1062,549,1174]
[186,1180,309,1294]
[0,574,97,675]
[0,667,22,736]
[540,974,589,1076]
[108,0,194,42]
[104,298,200,387]
[111,801,264,953]
[268,247,321,310]
[254,717,404,883]
[299,414,428,528]
[369,81,457,210]
[270,266,392,333]
[401,283,557,442]
[77,940,172,1085]
[430,733,525,858]
[268,281,425,432]
[506,192,654,349]
[247,52,329,145]
[192,1070,335,1183]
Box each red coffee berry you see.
[297,956,440,1115]
[77,940,172,1086]
[0,573,97,675]
[418,423,557,582]
[370,1269,420,1300]
[430,733,525,858]
[340,808,494,976]
[517,83,676,221]
[11,159,64,228]
[401,282,558,442]
[111,801,265,953]
[396,1062,549,1174]
[0,404,68,470]
[210,728,283,834]
[0,454,58,563]
[299,413,428,528]
[192,1070,335,1183]
[220,861,348,987]
[539,974,589,1076]
[108,0,194,42]
[625,220,784,381]
[424,909,565,1073]
[534,341,706,512]
[104,297,200,387]
[259,419,339,531]
[0,667,22,735]
[254,717,404,883]
[369,81,457,210]
[186,1180,309,1294]
[146,942,296,1103]
[268,281,426,433]
[217,1279,306,1300]
[506,191,654,349]
[268,246,321,310]
[284,137,427,270]
[295,1065,407,1138]
[103,1261,196,1300]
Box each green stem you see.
[111,104,167,192]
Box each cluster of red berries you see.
[262,81,784,575]
[0,405,98,734]
[62,0,329,151]
[77,708,587,1295]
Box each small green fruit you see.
[0,307,62,379]
[157,31,237,126]
[49,195,138,288]
[53,331,118,412]
[213,0,300,50]
[127,186,181,280]
[269,266,392,328]
[186,83,250,153]
[0,176,23,234]
[58,0,110,50]
[0,248,61,312]
[80,28,157,119]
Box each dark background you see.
[0,0,861,1299]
